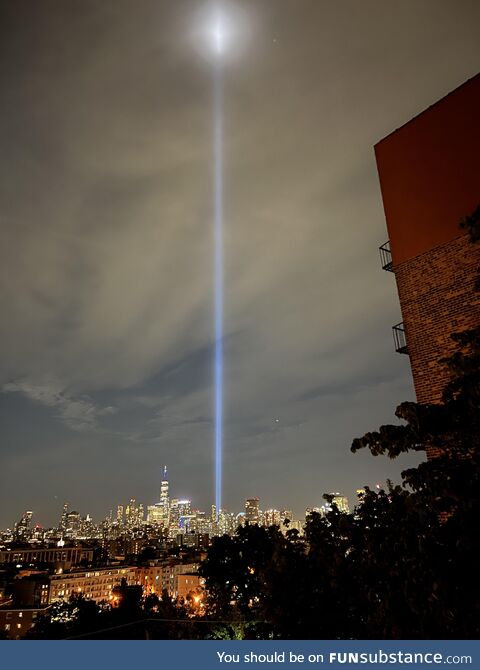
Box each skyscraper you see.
[245,497,260,525]
[59,503,68,532]
[160,465,169,522]
[14,511,33,541]
[65,511,81,537]
[264,509,281,527]
[147,466,170,526]
[116,505,124,525]
[330,494,349,514]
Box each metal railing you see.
[379,241,393,272]
[392,322,408,355]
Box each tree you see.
[26,594,102,639]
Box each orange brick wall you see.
[394,233,480,457]
[375,74,480,266]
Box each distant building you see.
[375,73,480,458]
[160,465,169,515]
[64,511,81,538]
[116,505,124,524]
[111,578,143,609]
[245,498,260,525]
[0,546,93,570]
[147,503,165,525]
[14,511,33,541]
[306,495,349,517]
[0,606,48,640]
[330,494,350,514]
[305,507,322,520]
[176,573,205,602]
[60,503,69,532]
[48,566,139,603]
[236,512,246,527]
[125,498,143,528]
[138,560,200,599]
[264,509,281,527]
[0,574,51,639]
[217,509,236,535]
[280,510,293,524]
[13,574,49,608]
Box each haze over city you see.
[1,0,480,528]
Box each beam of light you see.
[213,27,224,521]
[213,16,224,55]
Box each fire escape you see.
[379,241,408,355]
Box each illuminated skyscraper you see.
[264,509,281,527]
[147,504,164,525]
[218,509,236,536]
[147,466,170,526]
[65,511,81,537]
[116,505,124,525]
[169,499,180,527]
[125,498,141,529]
[305,507,322,520]
[245,497,260,525]
[160,465,169,509]
[177,500,192,517]
[14,511,33,541]
[331,494,350,514]
[59,503,68,531]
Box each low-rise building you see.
[0,546,93,569]
[137,560,200,599]
[48,566,139,604]
[176,573,205,601]
[0,606,49,640]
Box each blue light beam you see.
[213,50,224,519]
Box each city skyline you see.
[1,1,480,528]
[4,464,355,530]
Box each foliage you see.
[460,203,480,243]
[25,588,192,640]
[26,594,102,639]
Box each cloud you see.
[2,380,117,432]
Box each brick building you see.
[375,73,480,457]
[138,560,201,599]
[0,606,49,640]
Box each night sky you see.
[1,1,479,528]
